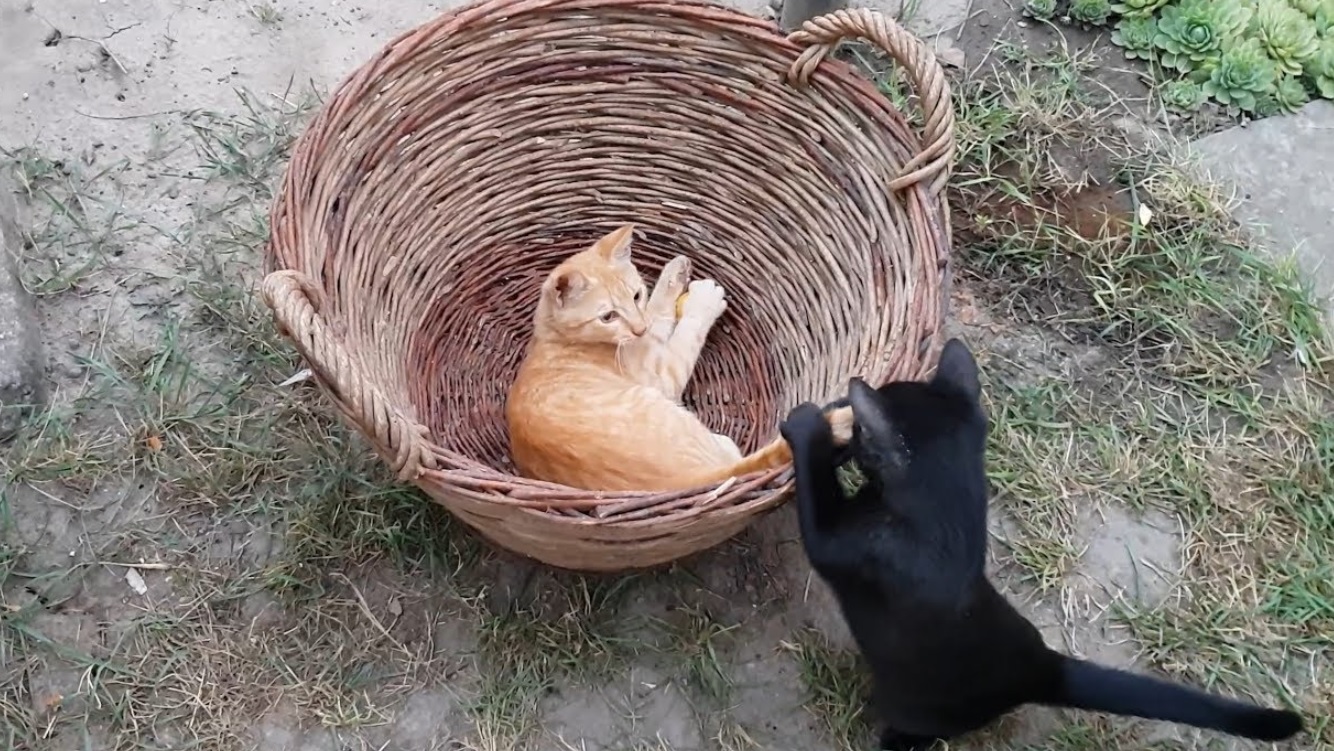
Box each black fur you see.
[780,338,1304,751]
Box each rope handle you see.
[786,8,956,195]
[260,270,437,482]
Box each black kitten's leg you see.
[781,403,856,568]
[879,728,943,751]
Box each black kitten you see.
[779,338,1304,751]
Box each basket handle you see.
[260,269,437,482]
[786,8,955,195]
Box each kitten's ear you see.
[848,377,907,474]
[593,224,635,265]
[932,338,981,402]
[548,270,588,307]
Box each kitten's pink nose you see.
[629,320,647,337]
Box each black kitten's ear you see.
[933,338,981,402]
[847,377,907,473]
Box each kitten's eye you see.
[600,311,618,323]
[634,288,645,303]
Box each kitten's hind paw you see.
[681,278,728,324]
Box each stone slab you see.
[851,0,975,38]
[1187,101,1334,314]
[772,0,974,39]
[0,173,46,441]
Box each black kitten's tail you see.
[1052,657,1303,742]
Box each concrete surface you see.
[0,174,46,442]
[848,0,973,37]
[1188,101,1334,313]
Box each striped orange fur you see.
[506,224,850,492]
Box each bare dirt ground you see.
[2,1,1330,751]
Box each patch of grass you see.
[184,88,315,195]
[782,628,872,751]
[659,605,737,705]
[0,147,145,297]
[712,719,759,751]
[470,577,637,748]
[1011,717,1147,750]
[247,2,282,25]
[984,378,1087,588]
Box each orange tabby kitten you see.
[506,224,851,492]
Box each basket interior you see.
[274,4,943,479]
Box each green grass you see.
[783,628,872,751]
[0,147,140,297]
[659,605,738,705]
[470,576,640,748]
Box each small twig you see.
[955,0,977,39]
[96,561,171,570]
[62,33,130,75]
[74,108,179,121]
[332,572,407,651]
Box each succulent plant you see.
[1290,0,1323,16]
[1023,0,1059,20]
[1112,16,1160,60]
[1249,0,1320,77]
[1272,74,1313,112]
[1279,0,1334,31]
[1110,0,1170,19]
[1315,0,1334,34]
[1159,78,1208,111]
[1154,0,1253,73]
[1069,0,1112,27]
[1252,94,1282,117]
[1310,35,1334,97]
[1202,37,1279,113]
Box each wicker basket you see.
[260,0,954,572]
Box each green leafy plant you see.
[1159,78,1208,110]
[1023,0,1059,20]
[1023,0,1334,121]
[1070,0,1113,26]
[1250,0,1320,76]
[1111,0,1171,18]
[1290,0,1323,16]
[1202,37,1279,113]
[1273,73,1313,112]
[1113,15,1160,59]
[1315,0,1334,34]
[1154,0,1253,73]
[1310,36,1334,97]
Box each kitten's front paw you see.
[780,402,832,449]
[681,278,728,323]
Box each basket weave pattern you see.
[261,0,955,571]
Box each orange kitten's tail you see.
[682,406,853,488]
